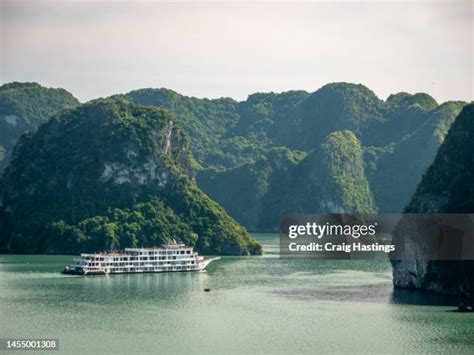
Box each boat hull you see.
[62,257,220,276]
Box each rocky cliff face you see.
[391,103,474,299]
[0,99,261,255]
[119,88,243,168]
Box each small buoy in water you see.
[458,302,474,312]
[204,288,211,292]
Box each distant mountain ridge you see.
[0,82,467,234]
[118,83,466,230]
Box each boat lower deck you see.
[62,267,205,276]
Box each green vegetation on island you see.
[199,131,376,231]
[0,81,468,254]
[405,103,474,213]
[0,99,261,255]
[129,83,461,230]
[0,82,79,172]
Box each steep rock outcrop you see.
[392,103,474,299]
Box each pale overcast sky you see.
[1,0,472,103]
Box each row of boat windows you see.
[83,250,192,261]
[131,250,192,255]
[86,261,195,266]
[87,255,194,262]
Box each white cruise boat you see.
[62,242,220,275]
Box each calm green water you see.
[1,234,473,354]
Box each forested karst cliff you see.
[0,82,79,172]
[120,83,464,230]
[197,147,307,231]
[118,89,311,170]
[391,104,474,298]
[199,130,377,230]
[365,99,466,212]
[0,81,467,254]
[0,99,261,255]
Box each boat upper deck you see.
[79,244,195,259]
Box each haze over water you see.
[1,234,473,354]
